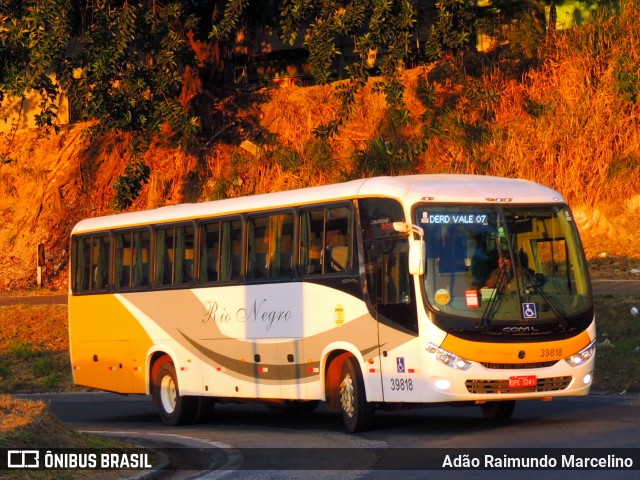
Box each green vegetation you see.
[593,295,640,393]
[0,394,154,480]
[2,1,625,209]
[0,305,74,393]
[0,344,71,393]
[0,394,124,449]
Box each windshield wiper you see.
[477,266,508,331]
[521,269,569,329]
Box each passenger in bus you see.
[484,250,544,294]
[484,254,514,295]
[469,237,498,288]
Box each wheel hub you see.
[340,373,355,417]
[160,375,177,414]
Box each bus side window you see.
[325,207,351,273]
[175,225,195,285]
[274,214,294,278]
[199,218,241,283]
[247,213,294,280]
[199,222,221,282]
[114,229,151,289]
[132,230,151,287]
[115,232,133,288]
[227,220,242,281]
[154,227,174,286]
[380,244,411,305]
[248,216,269,279]
[73,237,91,291]
[299,206,352,276]
[299,210,324,275]
[91,235,110,290]
[153,224,195,287]
[73,234,110,292]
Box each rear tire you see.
[153,361,196,426]
[480,400,516,420]
[339,356,374,433]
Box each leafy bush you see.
[31,355,52,378]
[9,340,34,360]
[111,159,151,210]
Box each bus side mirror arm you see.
[393,222,425,276]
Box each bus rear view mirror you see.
[393,222,425,276]
[409,239,425,276]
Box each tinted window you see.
[154,224,195,286]
[114,229,151,289]
[299,205,352,276]
[247,212,294,280]
[73,234,110,292]
[199,218,242,282]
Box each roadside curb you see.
[80,430,240,479]
[0,294,67,306]
[591,279,640,296]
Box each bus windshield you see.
[415,205,592,331]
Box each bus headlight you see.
[565,339,596,367]
[426,343,474,371]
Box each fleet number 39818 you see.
[390,378,414,391]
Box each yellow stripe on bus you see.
[440,331,592,364]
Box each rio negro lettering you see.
[201,298,292,331]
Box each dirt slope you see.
[2,70,640,292]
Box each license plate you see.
[508,375,538,388]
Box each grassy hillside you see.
[1,2,640,292]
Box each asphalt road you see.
[3,280,637,479]
[0,293,67,305]
[19,392,640,479]
[591,279,640,295]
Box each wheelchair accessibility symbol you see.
[522,302,538,319]
[396,357,405,373]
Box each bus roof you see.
[71,174,566,234]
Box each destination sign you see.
[421,212,488,225]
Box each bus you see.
[68,174,595,432]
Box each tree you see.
[1,0,419,140]
[3,1,560,184]
[0,1,476,202]
[1,0,72,134]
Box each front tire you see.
[153,361,197,426]
[480,400,516,420]
[339,356,374,433]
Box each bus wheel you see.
[339,356,374,433]
[480,400,516,420]
[153,361,196,426]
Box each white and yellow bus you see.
[68,174,595,432]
